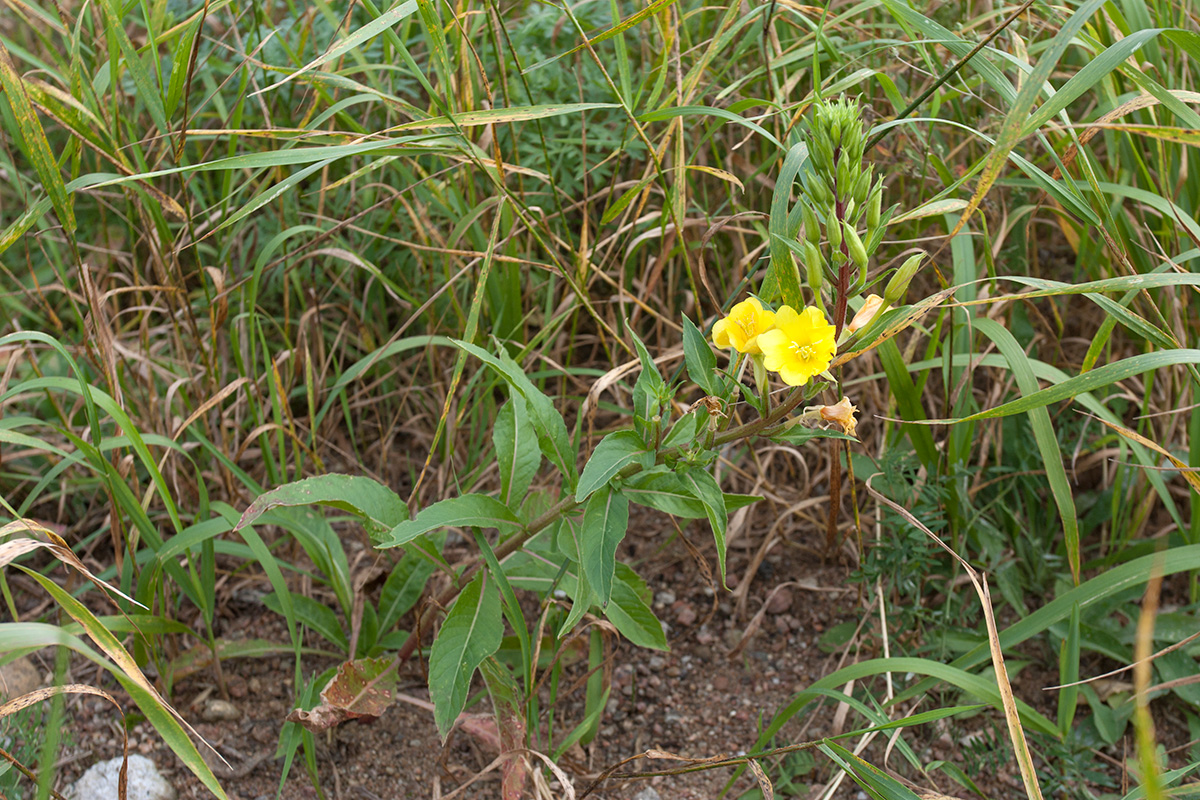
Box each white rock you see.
[67,755,176,800]
[632,789,662,800]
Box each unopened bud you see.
[802,202,821,246]
[848,294,886,333]
[844,222,868,269]
[866,184,883,230]
[827,208,842,250]
[884,253,925,307]
[852,171,872,207]
[835,157,852,194]
[804,241,824,292]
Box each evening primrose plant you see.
[233,95,927,789]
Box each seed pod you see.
[827,208,842,250]
[802,202,821,246]
[844,222,868,269]
[843,199,857,222]
[884,253,925,307]
[804,241,824,293]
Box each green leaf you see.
[630,331,666,445]
[452,340,577,484]
[637,105,782,150]
[576,430,655,502]
[624,468,760,518]
[761,141,808,308]
[264,0,420,94]
[390,102,622,130]
[263,592,348,651]
[429,572,503,740]
[377,549,437,632]
[237,474,409,541]
[494,396,541,508]
[378,494,521,549]
[973,318,1080,584]
[933,350,1200,423]
[662,408,708,449]
[680,468,728,586]
[768,426,856,445]
[582,486,630,607]
[682,315,721,396]
[604,564,667,650]
[818,741,921,800]
[97,0,169,135]
[0,42,74,236]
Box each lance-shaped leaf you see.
[378,547,439,632]
[680,468,729,586]
[624,468,760,519]
[582,486,630,607]
[605,564,667,651]
[630,331,667,444]
[453,340,576,485]
[236,474,409,540]
[429,572,503,740]
[379,495,521,549]
[682,315,721,396]
[576,430,655,502]
[495,396,541,507]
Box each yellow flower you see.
[712,297,776,355]
[757,305,836,386]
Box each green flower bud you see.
[844,222,868,269]
[813,133,835,172]
[852,171,872,207]
[804,241,824,292]
[827,207,842,250]
[884,253,924,307]
[835,157,853,195]
[843,198,857,222]
[802,202,821,246]
[866,184,883,231]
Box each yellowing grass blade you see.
[1091,416,1200,495]
[0,41,75,237]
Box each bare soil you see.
[25,504,1190,800]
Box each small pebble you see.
[202,699,241,722]
[766,588,793,614]
[673,602,697,626]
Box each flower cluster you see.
[712,297,836,387]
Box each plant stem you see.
[386,384,807,669]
